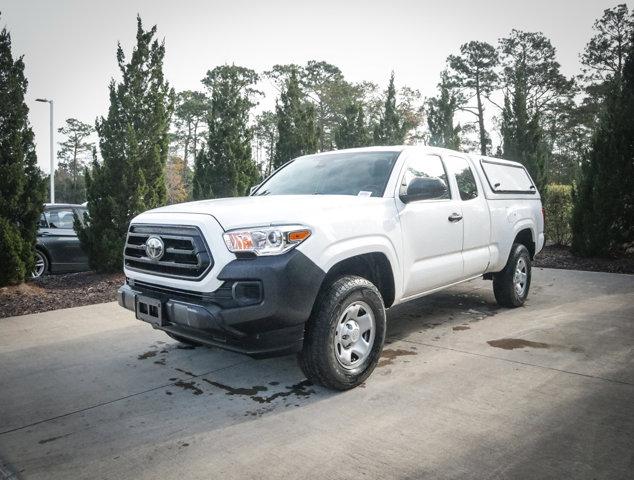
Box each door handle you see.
[448,213,463,222]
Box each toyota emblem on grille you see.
[145,236,165,261]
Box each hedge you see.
[544,183,573,246]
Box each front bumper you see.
[118,249,325,358]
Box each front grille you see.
[124,224,213,280]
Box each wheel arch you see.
[513,227,536,259]
[316,252,396,308]
[35,244,51,269]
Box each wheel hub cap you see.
[334,301,376,370]
[342,321,360,346]
[513,258,528,296]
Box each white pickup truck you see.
[118,146,544,390]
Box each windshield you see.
[253,151,400,197]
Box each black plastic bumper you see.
[118,249,325,358]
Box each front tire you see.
[493,243,532,308]
[298,275,386,390]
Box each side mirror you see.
[400,177,447,203]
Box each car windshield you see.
[253,151,400,197]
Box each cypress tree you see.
[77,17,174,272]
[500,68,548,188]
[571,30,634,257]
[273,71,318,168]
[426,71,462,149]
[373,72,406,145]
[334,101,370,149]
[193,65,260,199]
[0,16,46,286]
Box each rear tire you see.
[493,243,532,308]
[298,275,386,390]
[165,332,202,347]
[31,250,49,279]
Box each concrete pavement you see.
[0,268,633,479]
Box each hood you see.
[140,195,392,231]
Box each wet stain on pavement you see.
[452,325,470,331]
[173,380,203,395]
[251,380,314,404]
[154,358,166,365]
[138,350,158,360]
[175,368,195,377]
[38,433,72,445]
[487,338,549,350]
[201,379,268,397]
[377,348,417,368]
[202,378,315,404]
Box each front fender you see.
[298,234,403,303]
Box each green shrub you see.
[0,218,29,285]
[544,184,573,246]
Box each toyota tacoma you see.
[118,146,544,390]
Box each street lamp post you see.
[35,98,54,204]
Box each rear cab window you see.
[446,156,479,201]
[480,160,535,194]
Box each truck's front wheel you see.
[298,275,386,390]
[493,243,532,308]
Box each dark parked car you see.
[32,204,89,278]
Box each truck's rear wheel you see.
[493,243,532,308]
[298,275,386,390]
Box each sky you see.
[0,0,624,173]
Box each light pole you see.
[35,98,55,203]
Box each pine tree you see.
[426,71,462,149]
[77,17,174,272]
[193,65,260,199]
[253,111,277,177]
[334,101,370,149]
[56,118,94,203]
[0,17,47,286]
[571,30,634,257]
[373,72,406,145]
[273,70,318,169]
[447,41,498,155]
[172,90,209,164]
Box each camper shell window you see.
[480,160,536,194]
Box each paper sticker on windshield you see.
[358,191,372,197]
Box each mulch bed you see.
[0,271,125,319]
[534,245,634,274]
[1,245,631,319]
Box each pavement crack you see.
[399,338,634,387]
[0,359,253,437]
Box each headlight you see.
[223,225,312,256]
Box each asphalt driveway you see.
[0,268,633,479]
